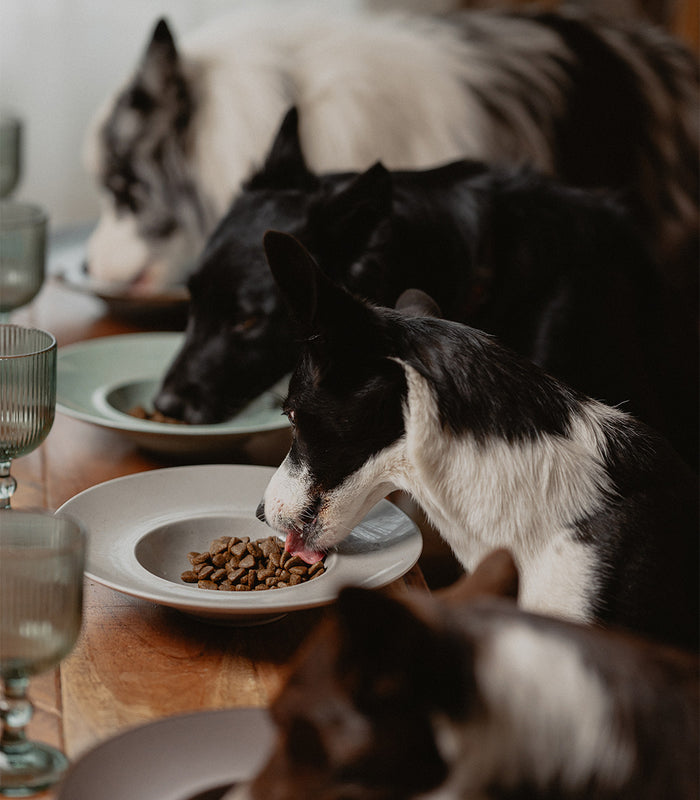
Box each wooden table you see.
[9,277,430,798]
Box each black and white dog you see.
[257,232,699,651]
[84,3,699,290]
[155,108,697,466]
[232,550,699,800]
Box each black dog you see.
[155,109,696,465]
[258,231,699,651]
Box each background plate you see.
[57,707,274,800]
[56,333,290,456]
[58,464,422,624]
[54,269,189,317]
[51,223,190,320]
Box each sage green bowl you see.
[56,332,290,457]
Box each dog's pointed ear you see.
[139,18,181,90]
[437,549,520,608]
[246,107,319,191]
[264,230,380,346]
[141,17,179,73]
[264,230,367,345]
[264,231,319,335]
[314,162,393,252]
[148,18,177,55]
[395,289,442,319]
[335,587,473,715]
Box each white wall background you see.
[0,1,302,231]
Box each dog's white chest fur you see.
[263,360,617,623]
[396,364,615,622]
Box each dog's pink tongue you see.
[285,530,324,565]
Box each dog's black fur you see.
[259,231,699,651]
[156,109,697,466]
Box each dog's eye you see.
[285,409,296,427]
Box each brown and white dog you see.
[230,549,699,800]
[256,232,698,651]
[83,3,698,290]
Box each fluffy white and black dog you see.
[84,3,699,290]
[154,108,697,466]
[231,550,699,800]
[257,232,699,651]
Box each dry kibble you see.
[246,541,261,557]
[239,554,256,570]
[259,538,277,556]
[181,535,325,591]
[128,405,187,425]
[228,567,246,583]
[230,541,247,558]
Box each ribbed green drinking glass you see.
[0,203,47,322]
[0,510,86,796]
[0,326,56,509]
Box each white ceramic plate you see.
[58,464,422,624]
[57,707,274,800]
[56,333,290,457]
[54,269,190,317]
[50,224,190,319]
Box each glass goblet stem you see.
[0,677,32,752]
[0,462,15,510]
[0,675,69,796]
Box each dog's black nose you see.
[255,500,267,524]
